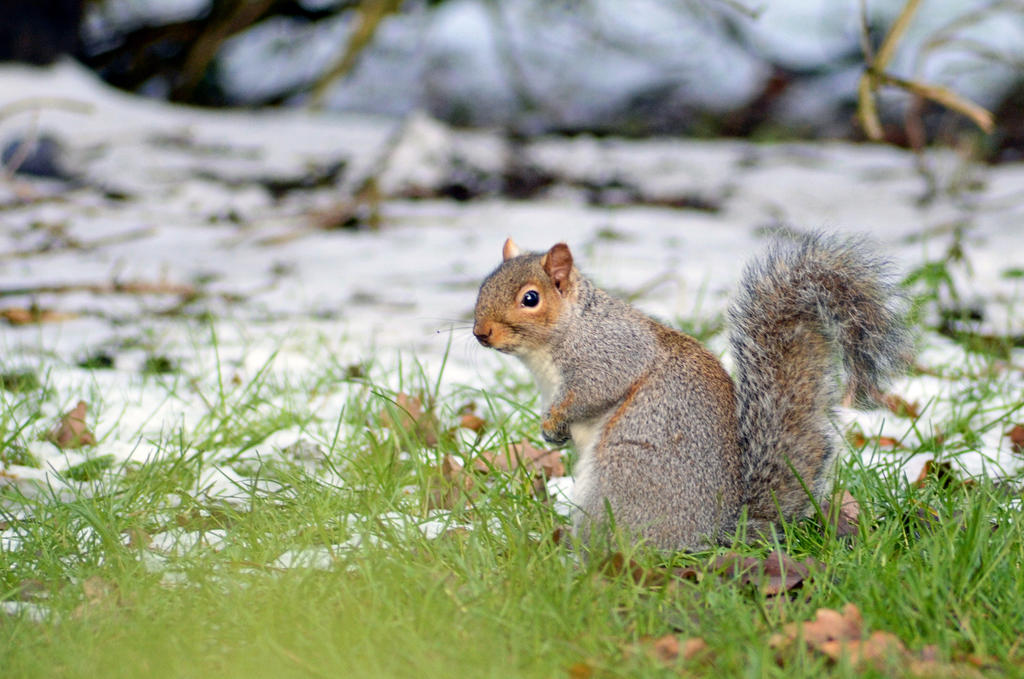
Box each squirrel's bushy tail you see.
[728,232,911,528]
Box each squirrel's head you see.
[473,239,578,355]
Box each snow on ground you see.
[0,60,1022,530]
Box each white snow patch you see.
[149,529,228,555]
[0,60,1021,535]
[273,547,338,570]
[1,601,49,623]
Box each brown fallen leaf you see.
[674,564,702,582]
[379,392,438,446]
[918,645,941,663]
[474,439,565,479]
[913,459,972,490]
[72,575,121,619]
[773,603,987,676]
[650,634,680,664]
[123,526,152,549]
[566,661,593,679]
[847,431,867,448]
[681,638,709,661]
[1,308,33,325]
[770,603,862,652]
[636,634,710,668]
[882,393,921,419]
[819,629,906,666]
[600,551,667,587]
[468,440,565,499]
[82,575,115,603]
[704,550,819,596]
[0,307,78,325]
[821,490,861,538]
[846,431,904,450]
[604,549,817,595]
[112,280,196,296]
[803,604,863,646]
[915,459,946,488]
[459,413,486,432]
[48,400,96,449]
[425,455,476,510]
[1007,424,1024,454]
[380,392,423,424]
[456,401,486,432]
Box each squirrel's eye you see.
[521,290,540,307]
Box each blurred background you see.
[0,0,1022,526]
[3,0,1023,161]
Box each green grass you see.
[2,323,1024,678]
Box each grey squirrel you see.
[473,233,911,550]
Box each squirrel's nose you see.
[473,322,492,346]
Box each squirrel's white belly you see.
[569,415,607,510]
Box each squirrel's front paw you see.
[541,418,571,446]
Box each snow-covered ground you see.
[0,60,1022,519]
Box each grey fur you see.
[729,232,912,534]
[473,232,911,551]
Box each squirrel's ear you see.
[541,243,573,293]
[502,238,522,261]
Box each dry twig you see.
[856,0,995,141]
